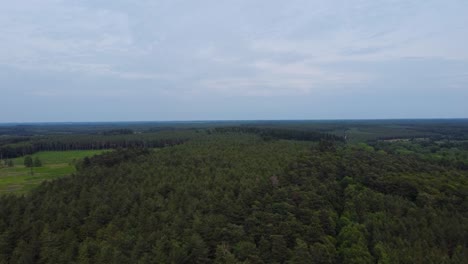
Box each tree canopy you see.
[0,131,466,263]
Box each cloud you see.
[0,0,467,121]
[0,0,161,80]
[199,60,372,96]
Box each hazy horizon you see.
[1,118,468,125]
[2,0,468,122]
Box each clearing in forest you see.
[0,150,109,194]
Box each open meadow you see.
[0,150,109,194]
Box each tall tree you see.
[24,156,33,167]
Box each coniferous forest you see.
[0,121,467,263]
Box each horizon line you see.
[1,117,468,125]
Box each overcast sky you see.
[1,0,467,122]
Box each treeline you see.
[0,136,31,147]
[99,129,134,136]
[0,131,196,159]
[78,148,151,169]
[213,126,343,142]
[375,125,468,142]
[0,134,466,263]
[407,122,468,140]
[371,140,468,171]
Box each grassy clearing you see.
[0,150,109,195]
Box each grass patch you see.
[0,150,110,195]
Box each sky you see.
[1,0,468,122]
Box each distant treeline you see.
[371,139,468,171]
[374,123,468,142]
[0,132,194,159]
[99,129,135,136]
[0,136,31,146]
[213,126,343,142]
[375,135,464,141]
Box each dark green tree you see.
[290,239,313,264]
[24,156,33,167]
[214,244,238,264]
[34,156,42,167]
[337,223,373,264]
[83,156,91,167]
[270,235,289,263]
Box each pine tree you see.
[214,244,238,264]
[290,239,313,264]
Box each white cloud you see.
[1,0,467,101]
[0,0,160,80]
[199,60,371,96]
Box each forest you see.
[0,120,467,263]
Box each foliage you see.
[0,131,466,263]
[0,131,195,159]
[34,157,42,167]
[23,156,33,168]
[213,126,343,142]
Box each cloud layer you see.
[1,0,467,121]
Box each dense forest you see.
[0,131,193,159]
[0,126,342,159]
[0,121,467,263]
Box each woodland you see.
[0,120,467,263]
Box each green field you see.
[0,150,109,194]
